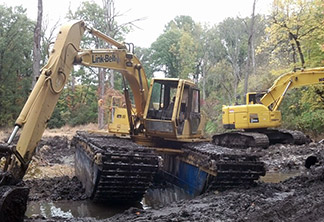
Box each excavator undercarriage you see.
[213,129,311,149]
[72,131,160,202]
[72,131,266,199]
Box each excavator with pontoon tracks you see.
[214,67,324,149]
[0,20,265,221]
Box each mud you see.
[24,176,86,201]
[255,142,324,172]
[34,136,73,164]
[2,128,324,221]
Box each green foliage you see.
[134,47,154,79]
[297,109,324,136]
[281,86,324,136]
[0,5,34,126]
[150,15,200,79]
[259,0,324,68]
[47,72,98,128]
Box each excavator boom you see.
[261,67,324,111]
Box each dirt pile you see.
[34,136,73,164]
[24,136,75,180]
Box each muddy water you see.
[25,185,193,220]
[26,200,141,219]
[143,185,193,209]
[260,171,300,183]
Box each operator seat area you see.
[145,79,201,137]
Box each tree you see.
[67,0,142,129]
[266,0,323,68]
[218,17,248,102]
[0,5,34,126]
[244,0,257,95]
[150,16,200,79]
[198,25,226,101]
[31,0,42,88]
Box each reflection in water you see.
[26,185,194,219]
[26,200,138,219]
[143,185,194,209]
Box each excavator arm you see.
[261,67,324,111]
[1,21,86,183]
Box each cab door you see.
[188,87,201,134]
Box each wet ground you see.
[2,129,324,221]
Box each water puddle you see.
[25,185,193,220]
[26,200,138,219]
[143,185,194,209]
[260,171,300,183]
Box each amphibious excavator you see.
[215,67,324,148]
[0,21,265,221]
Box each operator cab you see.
[144,79,204,141]
[246,92,266,104]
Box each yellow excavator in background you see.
[215,67,324,148]
[0,20,265,221]
[107,96,133,136]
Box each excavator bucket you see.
[0,143,29,222]
[0,186,29,222]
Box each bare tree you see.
[31,0,43,88]
[244,0,257,95]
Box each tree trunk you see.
[31,0,42,88]
[244,0,256,95]
[109,70,114,88]
[103,0,115,89]
[295,38,305,67]
[202,65,206,101]
[98,68,106,129]
[233,63,240,103]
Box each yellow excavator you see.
[215,67,324,148]
[0,21,265,221]
[107,96,133,136]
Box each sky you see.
[0,0,273,48]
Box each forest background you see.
[0,0,323,137]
